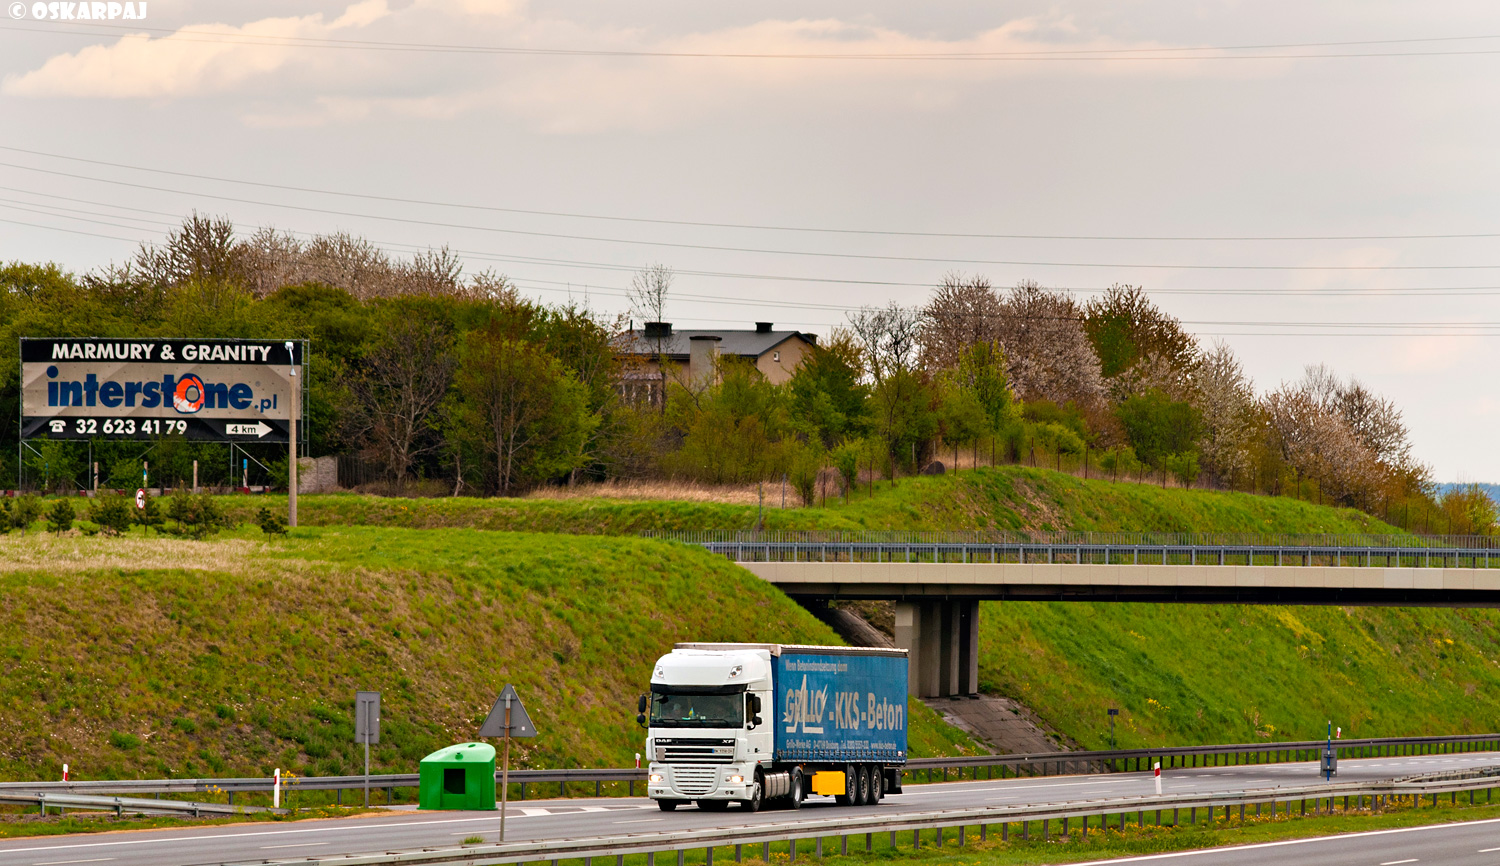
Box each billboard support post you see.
[286,341,297,528]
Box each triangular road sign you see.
[479,683,538,738]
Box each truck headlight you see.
[649,773,664,783]
[728,774,744,784]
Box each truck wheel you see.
[787,768,804,810]
[658,799,680,812]
[835,763,856,806]
[870,768,883,804]
[742,776,764,812]
[855,765,871,806]
[698,800,728,812]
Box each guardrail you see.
[7,734,1494,807]
[236,770,1500,866]
[0,790,276,818]
[643,531,1500,568]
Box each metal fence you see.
[268,771,1500,866]
[7,734,1493,806]
[642,530,1500,568]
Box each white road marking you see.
[260,843,328,849]
[1379,860,1418,865]
[1479,847,1500,852]
[34,860,115,865]
[614,818,663,825]
[519,808,552,817]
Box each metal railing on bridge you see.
[643,530,1500,568]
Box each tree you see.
[46,498,75,534]
[661,358,796,484]
[86,492,133,536]
[920,272,1002,369]
[134,491,164,535]
[1116,389,1203,470]
[1082,284,1199,400]
[849,302,921,383]
[630,264,674,407]
[1194,341,1257,487]
[451,326,596,495]
[992,281,1108,416]
[11,496,42,535]
[347,311,457,486]
[788,329,869,449]
[868,368,937,477]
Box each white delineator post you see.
[273,768,281,808]
[1154,761,1161,795]
[62,763,68,782]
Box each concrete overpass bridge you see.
[651,531,1500,699]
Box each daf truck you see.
[636,643,907,812]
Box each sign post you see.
[285,341,298,528]
[355,691,381,807]
[479,684,537,842]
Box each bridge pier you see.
[895,600,979,697]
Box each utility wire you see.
[1,144,1495,243]
[4,160,1498,272]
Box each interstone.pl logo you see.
[11,2,148,18]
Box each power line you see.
[5,160,1499,272]
[1,144,1495,243]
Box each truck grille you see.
[673,765,718,796]
[655,738,736,764]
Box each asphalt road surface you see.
[2,753,1497,866]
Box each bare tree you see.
[848,302,922,382]
[919,272,1001,369]
[347,318,457,486]
[133,212,247,287]
[630,263,673,326]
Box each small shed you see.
[418,742,497,810]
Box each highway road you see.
[1075,816,1500,865]
[2,753,1497,866]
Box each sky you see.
[1,1,1498,480]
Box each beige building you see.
[618,321,817,403]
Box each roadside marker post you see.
[355,691,381,808]
[273,768,281,808]
[61,763,68,782]
[480,684,537,843]
[1154,761,1161,795]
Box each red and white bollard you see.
[61,763,68,782]
[635,753,641,770]
[1154,761,1162,795]
[273,768,281,809]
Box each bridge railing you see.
[643,530,1500,567]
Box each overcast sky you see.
[2,1,1497,481]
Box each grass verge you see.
[0,803,373,839]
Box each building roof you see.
[619,327,816,359]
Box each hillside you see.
[0,529,979,784]
[223,465,1399,535]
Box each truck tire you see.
[855,765,871,806]
[870,767,883,804]
[742,774,764,812]
[835,763,857,806]
[658,799,680,812]
[787,768,805,810]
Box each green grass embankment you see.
[0,528,980,783]
[219,465,1397,535]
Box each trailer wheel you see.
[870,768,883,804]
[835,763,856,806]
[855,765,871,806]
[787,768,804,810]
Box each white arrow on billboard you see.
[225,422,272,437]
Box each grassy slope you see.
[224,466,1395,535]
[0,529,978,783]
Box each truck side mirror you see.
[637,694,648,713]
[636,713,647,727]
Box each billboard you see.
[773,650,907,764]
[20,338,306,443]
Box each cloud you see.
[1,0,391,98]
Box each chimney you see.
[689,335,722,388]
[643,321,672,339]
[755,322,773,334]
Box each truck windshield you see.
[649,692,743,728]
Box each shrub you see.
[11,495,42,535]
[86,492,134,536]
[1164,451,1202,487]
[108,731,140,751]
[167,490,232,539]
[256,506,288,536]
[45,498,75,534]
[135,491,164,535]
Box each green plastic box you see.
[418,742,497,810]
